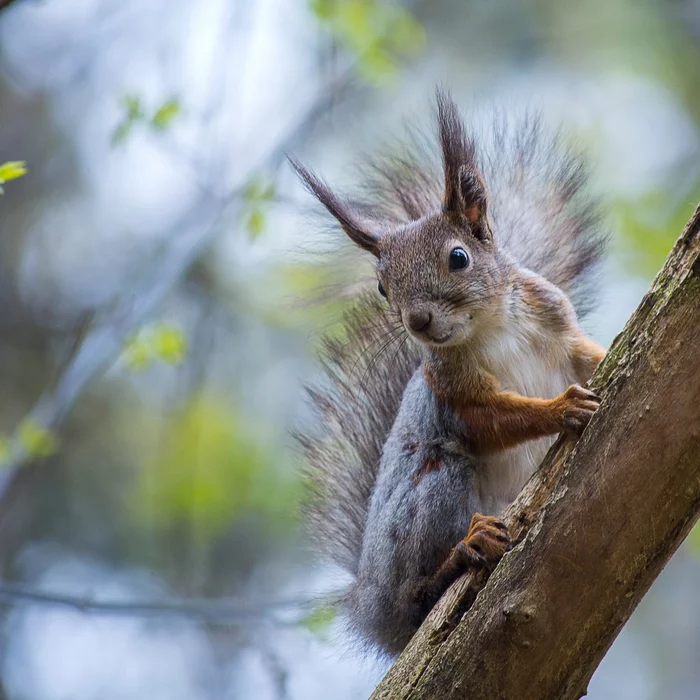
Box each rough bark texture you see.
[371,202,700,700]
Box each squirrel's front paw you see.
[556,383,601,435]
[452,513,511,572]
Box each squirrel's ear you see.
[289,157,381,257]
[458,166,492,243]
[436,89,492,243]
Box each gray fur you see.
[347,370,480,654]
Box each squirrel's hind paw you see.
[453,513,511,572]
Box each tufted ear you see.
[289,156,381,256]
[436,89,492,243]
[456,166,490,242]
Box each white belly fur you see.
[474,323,576,515]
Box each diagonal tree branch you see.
[372,202,700,699]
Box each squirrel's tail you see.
[298,294,418,576]
[481,114,607,318]
[356,99,607,318]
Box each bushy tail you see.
[482,114,607,317]
[356,101,607,317]
[299,294,418,575]
[297,93,606,577]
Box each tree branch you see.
[372,202,700,699]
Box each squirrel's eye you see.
[448,247,470,271]
[377,281,387,299]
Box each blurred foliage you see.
[263,261,357,343]
[123,324,188,371]
[112,95,181,145]
[540,0,700,126]
[242,175,276,240]
[612,185,700,278]
[300,603,337,640]
[151,99,181,130]
[112,94,144,145]
[310,0,425,81]
[0,418,59,468]
[133,395,300,543]
[17,418,60,458]
[0,160,27,193]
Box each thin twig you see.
[0,580,315,628]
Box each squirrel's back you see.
[296,96,606,646]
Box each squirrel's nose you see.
[406,310,432,333]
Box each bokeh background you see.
[0,0,699,698]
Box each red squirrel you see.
[293,91,606,656]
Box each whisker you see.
[349,324,403,381]
[358,330,405,391]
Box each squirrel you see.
[292,90,607,657]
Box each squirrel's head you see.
[291,91,508,348]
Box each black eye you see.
[448,247,470,271]
[377,281,387,298]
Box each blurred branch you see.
[0,65,357,502]
[259,641,290,700]
[0,579,314,627]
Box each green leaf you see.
[123,94,144,121]
[0,161,27,184]
[18,419,58,458]
[123,324,188,369]
[151,99,181,130]
[151,325,187,365]
[112,94,145,146]
[310,0,424,82]
[111,121,133,146]
[243,175,276,203]
[360,43,397,81]
[123,337,153,371]
[300,604,337,639]
[246,210,266,240]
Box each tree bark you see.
[371,203,700,700]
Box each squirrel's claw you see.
[559,383,602,435]
[452,513,512,572]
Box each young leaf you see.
[123,337,153,371]
[300,604,337,639]
[151,324,187,365]
[18,419,59,458]
[0,161,27,183]
[246,210,266,240]
[151,99,181,130]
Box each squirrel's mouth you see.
[417,333,451,346]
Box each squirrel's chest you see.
[475,327,575,513]
[481,325,572,399]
